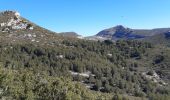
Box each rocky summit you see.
[0,11,33,33]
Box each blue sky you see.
[0,0,170,36]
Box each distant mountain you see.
[59,32,83,39]
[96,25,145,40]
[89,25,170,43]
[59,32,79,36]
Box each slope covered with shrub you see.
[0,38,170,99]
[0,64,116,100]
[0,11,170,100]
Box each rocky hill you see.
[0,11,68,45]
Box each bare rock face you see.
[142,71,168,86]
[0,11,34,33]
[14,12,20,18]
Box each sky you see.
[0,0,170,36]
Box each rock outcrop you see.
[0,11,33,33]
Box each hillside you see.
[144,31,170,46]
[0,11,170,100]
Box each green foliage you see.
[0,66,113,100]
[0,39,169,99]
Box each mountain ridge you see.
[83,25,170,45]
[96,25,170,39]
